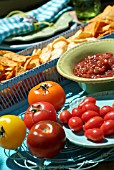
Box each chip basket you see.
[0,25,84,115]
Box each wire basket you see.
[0,24,82,115]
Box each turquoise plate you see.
[63,91,114,148]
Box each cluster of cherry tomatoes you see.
[59,97,114,142]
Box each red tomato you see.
[100,120,114,136]
[24,102,57,129]
[82,103,99,113]
[68,117,83,132]
[27,120,66,158]
[78,97,96,109]
[59,110,72,124]
[71,108,83,118]
[83,116,104,131]
[81,110,99,123]
[104,111,114,121]
[100,105,114,117]
[28,81,66,111]
[84,128,104,142]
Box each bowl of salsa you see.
[57,39,114,93]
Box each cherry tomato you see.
[59,110,72,124]
[104,111,114,121]
[68,117,83,132]
[78,97,96,109]
[0,115,26,150]
[100,105,114,117]
[24,101,57,129]
[82,103,99,113]
[100,120,114,136]
[27,120,66,158]
[84,128,104,142]
[81,110,99,123]
[83,116,104,131]
[28,81,66,111]
[71,108,83,118]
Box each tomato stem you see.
[0,126,5,137]
[31,105,51,113]
[36,83,52,94]
[31,107,39,112]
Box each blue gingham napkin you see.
[0,0,72,44]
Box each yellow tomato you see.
[0,115,26,150]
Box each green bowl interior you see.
[57,39,114,83]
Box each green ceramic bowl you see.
[57,39,114,94]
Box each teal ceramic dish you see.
[57,39,114,94]
[63,90,114,148]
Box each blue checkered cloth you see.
[0,0,72,44]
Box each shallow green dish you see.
[57,39,114,94]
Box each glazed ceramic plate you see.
[63,90,114,148]
[4,12,76,42]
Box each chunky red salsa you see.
[73,52,114,79]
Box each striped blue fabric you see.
[0,0,72,44]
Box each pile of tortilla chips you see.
[1,5,114,83]
[0,50,40,82]
[83,5,114,38]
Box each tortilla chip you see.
[52,36,69,49]
[0,64,5,72]
[89,5,114,23]
[15,65,25,76]
[4,52,30,64]
[39,50,52,64]
[83,21,101,37]
[97,30,113,38]
[25,56,40,69]
[32,49,42,56]
[29,58,40,68]
[5,70,14,80]
[24,58,32,70]
[0,57,17,67]
[0,50,11,56]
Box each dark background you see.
[0,0,114,18]
[0,0,49,18]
